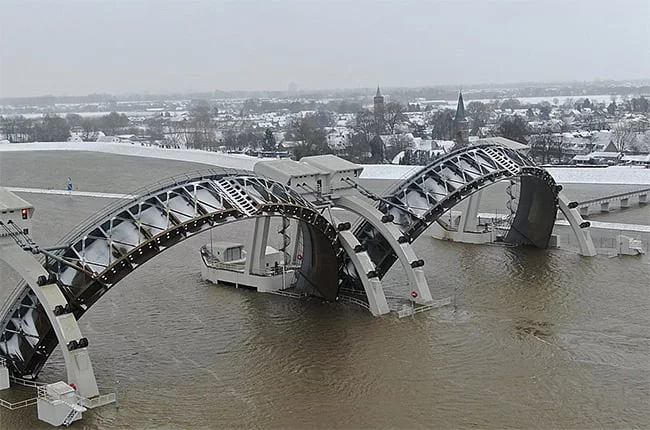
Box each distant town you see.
[1,80,649,167]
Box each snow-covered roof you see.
[302,154,362,173]
[0,187,33,212]
[476,137,529,151]
[590,151,622,158]
[622,154,650,163]
[254,158,324,184]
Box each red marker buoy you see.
[296,254,303,260]
[411,291,418,299]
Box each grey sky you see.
[1,0,648,98]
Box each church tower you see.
[374,85,385,134]
[454,90,470,146]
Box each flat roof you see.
[254,159,325,180]
[301,154,363,173]
[0,187,33,211]
[477,137,529,151]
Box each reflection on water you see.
[0,152,648,429]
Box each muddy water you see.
[0,152,648,429]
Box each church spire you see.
[453,89,469,147]
[373,85,385,134]
[454,90,466,122]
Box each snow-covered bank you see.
[360,164,650,185]
[1,142,649,185]
[0,141,259,171]
[5,186,135,199]
[545,166,650,185]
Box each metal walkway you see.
[576,187,650,216]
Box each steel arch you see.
[347,143,560,282]
[0,170,341,378]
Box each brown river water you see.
[0,151,648,429]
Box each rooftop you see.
[0,187,33,212]
[301,154,362,173]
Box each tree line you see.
[1,112,130,142]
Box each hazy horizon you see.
[1,0,648,98]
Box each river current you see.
[0,151,648,429]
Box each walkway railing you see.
[0,396,38,410]
[579,187,650,206]
[338,294,370,311]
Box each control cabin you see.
[200,242,284,272]
[0,187,34,238]
[255,155,363,197]
[301,155,363,195]
[200,242,247,266]
[254,159,327,196]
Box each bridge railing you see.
[579,187,650,206]
[0,396,38,410]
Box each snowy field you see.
[419,94,623,109]
[0,141,259,171]
[0,141,649,185]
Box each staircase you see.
[62,407,81,427]
[482,146,521,174]
[214,179,258,217]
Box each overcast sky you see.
[1,0,648,98]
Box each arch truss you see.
[342,143,594,289]
[0,144,596,385]
[0,170,341,379]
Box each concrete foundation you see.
[201,265,293,293]
[616,235,645,256]
[431,222,494,244]
[548,234,561,248]
[37,382,85,427]
[0,364,9,390]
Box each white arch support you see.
[337,229,390,316]
[334,195,433,304]
[0,245,99,398]
[558,193,597,257]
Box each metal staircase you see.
[62,406,82,427]
[214,179,258,216]
[482,146,521,174]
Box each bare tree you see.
[383,102,407,134]
[384,133,413,163]
[342,132,371,163]
[3,116,33,142]
[612,121,636,152]
[33,114,70,142]
[185,105,218,150]
[497,115,529,144]
[427,109,454,140]
[641,131,650,152]
[164,122,187,148]
[287,113,330,159]
[349,109,376,146]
